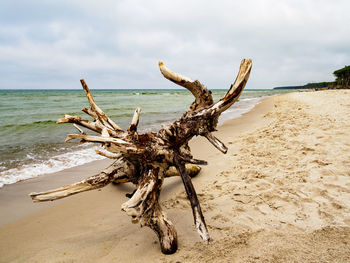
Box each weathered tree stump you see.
[30,59,252,254]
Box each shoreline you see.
[1,90,350,262]
[0,94,273,227]
[0,93,269,189]
[0,94,275,249]
[0,158,114,226]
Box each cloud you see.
[0,0,349,89]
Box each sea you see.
[0,88,291,187]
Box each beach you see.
[1,89,350,262]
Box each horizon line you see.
[0,88,273,91]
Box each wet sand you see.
[1,90,350,262]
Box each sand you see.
[1,90,350,262]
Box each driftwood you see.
[29,59,252,254]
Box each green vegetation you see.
[274,65,350,90]
[274,82,332,90]
[304,82,333,88]
[333,65,350,87]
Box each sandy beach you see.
[1,90,350,262]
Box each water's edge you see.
[0,89,291,187]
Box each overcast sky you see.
[0,0,349,90]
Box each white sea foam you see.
[0,147,104,188]
[219,97,262,125]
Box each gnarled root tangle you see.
[29,59,252,254]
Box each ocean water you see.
[0,88,290,187]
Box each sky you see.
[0,0,349,90]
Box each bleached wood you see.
[178,156,208,165]
[82,107,98,120]
[57,114,118,137]
[173,155,209,242]
[65,134,129,145]
[128,107,141,132]
[30,180,105,202]
[73,124,86,135]
[80,79,123,131]
[30,59,253,254]
[204,133,228,154]
[210,59,252,113]
[95,149,122,159]
[30,158,133,201]
[159,62,213,111]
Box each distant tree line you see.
[274,65,350,90]
[333,65,350,87]
[274,82,332,90]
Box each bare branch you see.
[178,155,208,165]
[80,79,123,131]
[159,62,213,111]
[30,158,135,202]
[30,179,106,202]
[73,124,86,135]
[82,107,98,120]
[95,148,122,159]
[65,134,141,155]
[65,134,128,145]
[173,155,210,243]
[211,59,252,113]
[128,107,141,132]
[204,133,228,154]
[57,114,117,136]
[30,170,110,202]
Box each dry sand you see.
[1,90,350,262]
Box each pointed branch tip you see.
[174,156,210,242]
[204,133,228,154]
